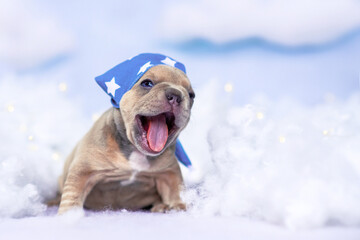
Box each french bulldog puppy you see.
[56,64,195,214]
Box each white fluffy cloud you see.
[160,0,360,45]
[0,0,74,70]
[181,82,360,229]
[1,74,359,229]
[0,74,88,217]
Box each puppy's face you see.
[119,65,195,156]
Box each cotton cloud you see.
[1,73,359,229]
[160,0,360,45]
[0,74,88,217]
[181,82,360,229]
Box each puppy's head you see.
[119,65,195,156]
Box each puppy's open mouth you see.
[136,112,178,153]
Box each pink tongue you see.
[147,115,168,152]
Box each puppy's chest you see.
[128,151,151,171]
[119,151,152,186]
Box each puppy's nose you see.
[165,88,182,106]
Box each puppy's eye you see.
[189,92,195,99]
[140,79,154,88]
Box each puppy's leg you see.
[151,169,186,212]
[58,170,102,215]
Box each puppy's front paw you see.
[170,202,186,211]
[151,203,170,213]
[151,202,186,213]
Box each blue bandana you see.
[95,53,192,167]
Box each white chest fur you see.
[120,151,150,186]
[128,151,150,171]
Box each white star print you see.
[161,57,177,67]
[138,61,153,75]
[105,77,120,97]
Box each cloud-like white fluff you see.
[1,74,359,229]
[181,82,360,229]
[160,0,360,45]
[0,0,74,70]
[0,74,88,217]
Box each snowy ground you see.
[1,0,360,239]
[1,210,360,240]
